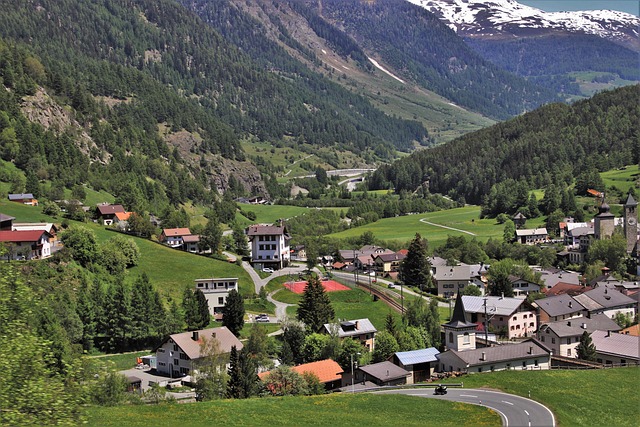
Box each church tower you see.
[443,292,477,351]
[594,198,615,240]
[624,194,638,253]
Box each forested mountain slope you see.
[307,0,558,120]
[369,85,640,204]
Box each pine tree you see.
[226,346,244,398]
[297,276,335,332]
[194,289,211,329]
[398,233,431,290]
[222,289,245,336]
[576,331,597,361]
[182,286,198,331]
[384,312,397,338]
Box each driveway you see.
[375,388,555,427]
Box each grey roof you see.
[625,194,637,207]
[168,327,242,360]
[359,361,410,381]
[574,285,637,311]
[590,330,640,360]
[469,264,489,277]
[246,224,289,237]
[375,253,406,263]
[440,340,551,366]
[182,234,200,243]
[434,265,470,281]
[8,193,35,200]
[537,269,580,288]
[515,228,548,236]
[534,295,585,317]
[429,256,449,267]
[462,295,526,317]
[540,314,621,338]
[568,226,594,237]
[0,213,15,222]
[324,318,377,338]
[395,348,440,365]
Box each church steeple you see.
[443,292,477,351]
[624,193,638,254]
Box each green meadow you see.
[85,393,499,427]
[601,164,639,195]
[234,203,313,227]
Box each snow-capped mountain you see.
[407,0,640,51]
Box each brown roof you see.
[162,228,192,237]
[544,282,593,297]
[374,253,406,263]
[358,361,410,381]
[168,327,242,360]
[258,359,344,383]
[96,204,125,215]
[246,225,287,236]
[182,234,200,243]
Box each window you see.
[534,359,538,367]
[513,316,518,321]
[158,348,165,353]
[180,367,190,375]
[522,361,526,368]
[499,317,503,321]
[180,352,189,360]
[173,344,178,351]
[541,336,545,342]
[463,332,470,344]
[174,359,179,365]
[551,337,556,344]
[218,297,224,305]
[567,348,571,356]
[478,367,482,372]
[159,362,166,366]
[449,332,454,343]
[567,338,571,345]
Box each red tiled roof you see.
[397,249,409,256]
[544,282,593,297]
[259,359,343,383]
[0,230,47,242]
[161,228,192,237]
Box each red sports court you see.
[284,279,350,294]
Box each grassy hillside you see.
[443,368,639,427]
[601,164,639,195]
[328,206,545,247]
[85,393,498,427]
[0,199,253,301]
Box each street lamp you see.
[351,352,361,393]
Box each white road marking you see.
[460,394,478,398]
[525,410,530,416]
[502,400,514,405]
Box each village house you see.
[324,319,377,351]
[338,245,392,265]
[572,284,637,320]
[509,275,541,297]
[462,295,538,339]
[260,359,344,391]
[160,228,192,248]
[373,252,406,274]
[194,278,238,316]
[155,327,242,378]
[95,204,126,225]
[436,339,552,373]
[12,222,59,245]
[0,229,52,260]
[544,282,593,297]
[515,227,548,245]
[590,330,640,366]
[8,193,38,206]
[0,213,15,230]
[537,314,621,357]
[354,361,410,387]
[535,267,581,291]
[391,348,440,384]
[533,295,587,323]
[434,264,471,297]
[246,223,291,270]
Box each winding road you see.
[375,388,555,427]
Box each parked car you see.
[262,267,274,273]
[256,314,270,323]
[387,283,396,289]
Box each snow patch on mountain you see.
[407,0,640,48]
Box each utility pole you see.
[483,297,489,346]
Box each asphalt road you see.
[375,388,555,427]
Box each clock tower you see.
[624,194,638,254]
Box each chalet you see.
[260,359,344,391]
[515,228,548,245]
[355,361,410,387]
[509,275,541,297]
[291,244,307,261]
[462,295,537,339]
[373,252,406,274]
[8,193,38,206]
[436,339,552,373]
[537,314,621,357]
[354,254,375,272]
[590,330,640,365]
[12,222,59,245]
[338,246,392,264]
[194,278,239,315]
[324,319,377,351]
[533,295,586,323]
[182,234,201,253]
[0,213,15,230]
[155,327,242,377]
[95,204,125,225]
[535,268,580,291]
[434,264,471,298]
[246,224,291,270]
[0,230,52,260]
[392,348,440,384]
[160,228,192,248]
